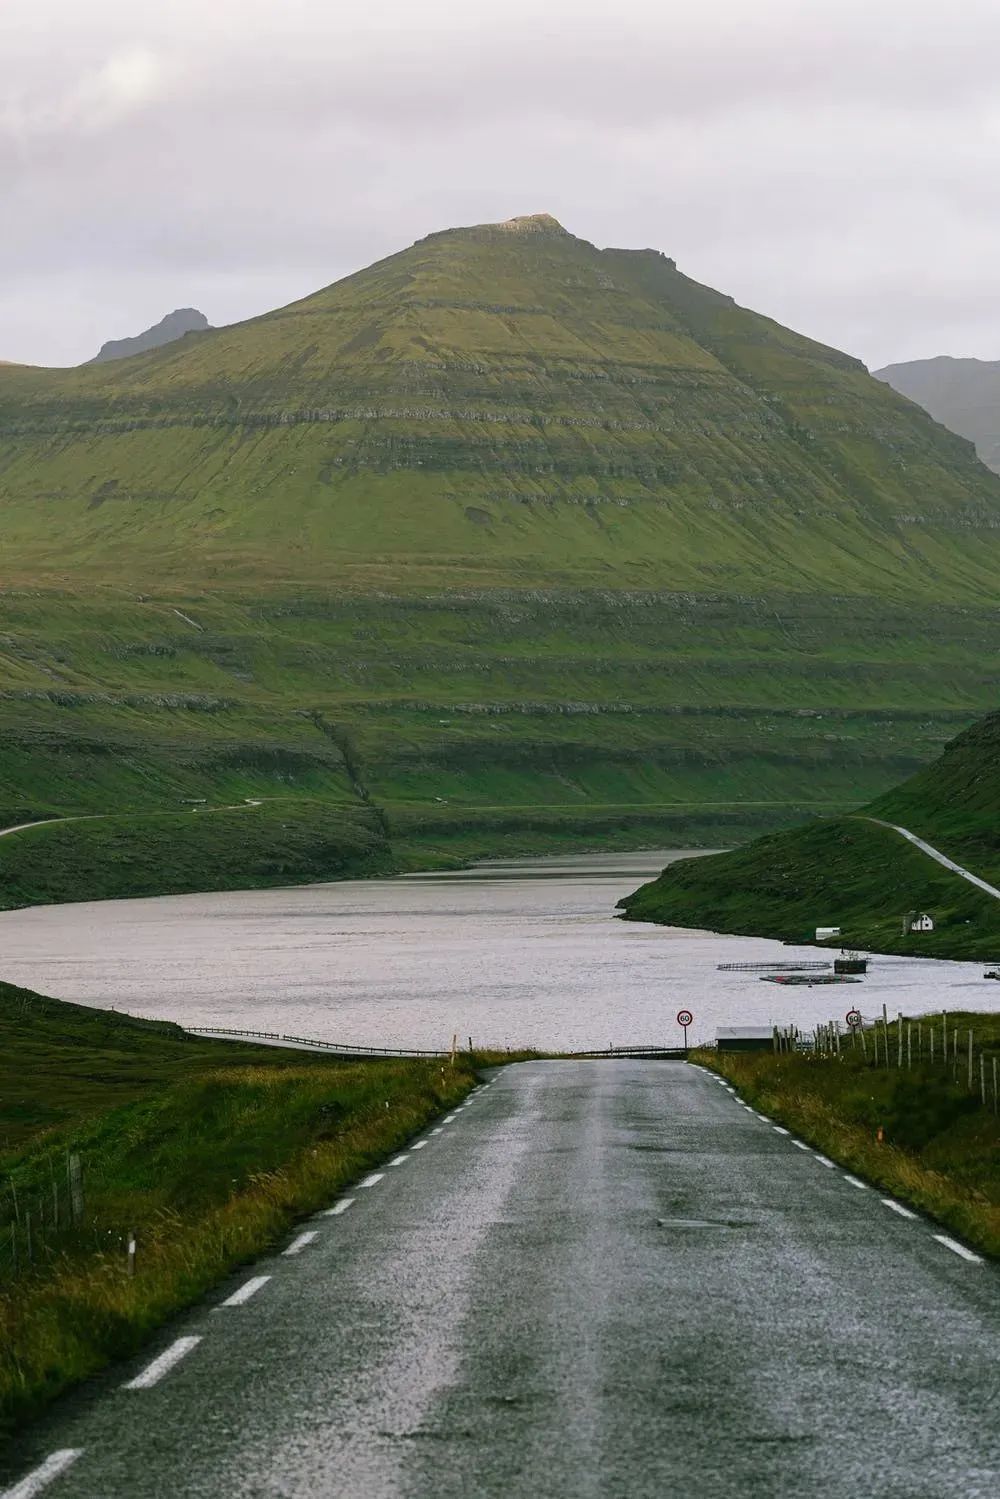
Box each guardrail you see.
[186,1028,689,1061]
[185,1026,449,1058]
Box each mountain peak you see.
[87,307,211,366]
[419,212,571,247]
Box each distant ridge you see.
[88,307,210,365]
[875,355,1000,474]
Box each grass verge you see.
[0,982,528,1441]
[693,1016,1000,1258]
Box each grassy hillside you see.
[0,981,482,1435]
[619,710,1000,959]
[2,213,1000,896]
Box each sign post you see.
[676,1008,693,1048]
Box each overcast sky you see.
[3,0,1000,369]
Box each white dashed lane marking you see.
[389,1155,409,1167]
[123,1337,202,1391]
[882,1199,918,1220]
[1,1450,83,1499]
[411,1140,428,1150]
[934,1235,983,1264]
[283,1231,319,1257]
[792,1141,810,1151]
[843,1176,868,1190]
[359,1172,385,1188]
[323,1198,355,1217]
[219,1276,271,1308]
[773,1127,790,1136]
[813,1155,836,1169]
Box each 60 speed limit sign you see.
[845,1009,863,1028]
[677,1009,694,1028]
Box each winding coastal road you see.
[5,1061,1000,1499]
[863,817,1000,903]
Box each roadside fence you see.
[781,1008,1000,1115]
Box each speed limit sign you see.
[846,1009,862,1028]
[677,1009,693,1046]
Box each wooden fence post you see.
[968,1030,974,1092]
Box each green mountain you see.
[875,356,1000,475]
[619,710,1000,960]
[2,212,1000,902]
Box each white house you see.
[815,926,841,940]
[910,913,935,933]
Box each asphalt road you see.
[864,816,1000,903]
[5,1061,1000,1499]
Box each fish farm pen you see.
[717,961,831,972]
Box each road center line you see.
[219,1275,271,1307]
[123,1337,202,1390]
[323,1198,355,1216]
[934,1234,983,1263]
[359,1172,385,1188]
[842,1175,868,1190]
[882,1199,918,1219]
[1,1450,84,1499]
[283,1231,319,1256]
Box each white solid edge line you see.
[219,1275,271,1307]
[934,1234,983,1263]
[843,1175,868,1190]
[123,1336,202,1390]
[359,1172,385,1188]
[881,1199,918,1220]
[792,1141,809,1150]
[389,1154,409,1166]
[283,1230,319,1257]
[772,1126,790,1136]
[323,1198,355,1216]
[813,1155,835,1168]
[1,1450,84,1499]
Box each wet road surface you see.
[5,1061,1000,1498]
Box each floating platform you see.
[759,973,862,985]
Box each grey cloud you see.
[3,0,1000,367]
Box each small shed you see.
[815,926,841,940]
[717,1026,774,1053]
[910,913,935,933]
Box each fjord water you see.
[0,851,992,1050]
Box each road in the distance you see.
[5,1062,1000,1499]
[864,816,1000,903]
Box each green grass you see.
[3,215,1000,896]
[0,982,507,1438]
[620,710,1000,959]
[696,1013,1000,1258]
[0,801,389,910]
